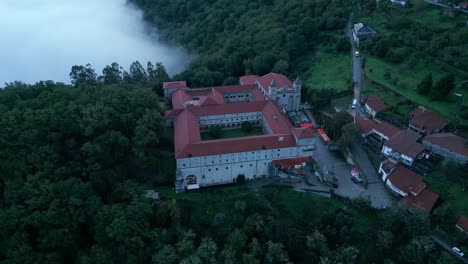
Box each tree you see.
[399,236,434,264]
[152,245,178,264]
[241,121,253,133]
[330,111,353,140]
[101,62,123,84]
[70,64,97,87]
[377,230,394,253]
[335,37,351,53]
[417,73,432,95]
[127,61,148,84]
[306,230,328,256]
[430,74,455,100]
[264,241,289,264]
[196,237,217,264]
[208,126,223,139]
[272,60,289,75]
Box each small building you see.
[460,2,468,9]
[163,81,188,98]
[456,216,468,233]
[422,133,468,165]
[352,23,376,45]
[391,0,407,6]
[382,129,425,166]
[409,106,449,135]
[400,189,439,213]
[378,159,398,181]
[364,94,387,118]
[385,166,426,197]
[355,116,400,150]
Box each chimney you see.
[278,136,284,142]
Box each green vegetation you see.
[129,0,352,87]
[303,47,352,92]
[201,127,263,141]
[357,0,468,130]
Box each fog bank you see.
[0,0,188,86]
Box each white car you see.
[452,247,464,257]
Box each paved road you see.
[345,12,363,115]
[424,0,468,14]
[306,109,391,207]
[430,232,468,263]
[349,142,392,207]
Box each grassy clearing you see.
[332,94,354,109]
[424,171,468,222]
[201,127,263,140]
[364,56,468,126]
[303,48,352,92]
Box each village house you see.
[381,164,439,213]
[456,216,468,234]
[400,188,439,213]
[352,23,376,45]
[363,94,387,118]
[422,133,468,165]
[381,129,426,166]
[355,116,400,150]
[409,106,449,135]
[164,73,314,192]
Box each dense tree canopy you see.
[129,0,352,86]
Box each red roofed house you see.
[382,129,425,166]
[385,166,426,197]
[163,81,188,98]
[400,188,439,213]
[165,73,314,192]
[422,133,468,165]
[354,116,400,150]
[383,165,439,213]
[456,216,468,233]
[409,106,449,135]
[364,94,387,118]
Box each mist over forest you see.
[0,0,188,86]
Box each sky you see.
[0,0,188,86]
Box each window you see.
[209,169,211,171]
[183,164,186,167]
[250,164,252,167]
[212,161,214,164]
[216,168,218,171]
[283,94,286,97]
[240,165,243,168]
[226,167,228,170]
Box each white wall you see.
[176,146,312,188]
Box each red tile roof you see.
[460,2,468,8]
[177,134,297,158]
[257,73,293,93]
[374,121,400,139]
[409,106,448,132]
[166,75,305,159]
[365,94,387,112]
[387,166,426,195]
[354,116,375,134]
[171,89,193,109]
[240,75,259,85]
[163,81,187,89]
[423,133,468,157]
[384,129,424,158]
[400,189,439,213]
[456,216,468,231]
[292,127,315,139]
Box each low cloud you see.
[0,0,188,86]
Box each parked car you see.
[351,168,363,183]
[355,51,360,57]
[452,247,464,257]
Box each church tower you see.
[269,79,277,101]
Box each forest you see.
[0,0,465,263]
